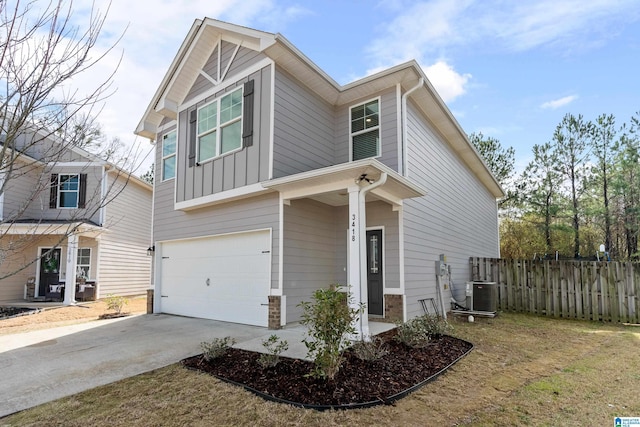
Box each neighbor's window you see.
[76,248,91,279]
[350,99,380,161]
[162,130,176,180]
[197,88,243,163]
[58,174,80,208]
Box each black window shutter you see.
[78,173,87,208]
[188,109,197,167]
[242,79,254,147]
[49,174,58,208]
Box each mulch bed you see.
[182,329,473,409]
[0,307,40,320]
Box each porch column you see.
[348,184,369,341]
[63,233,78,305]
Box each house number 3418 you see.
[351,214,356,241]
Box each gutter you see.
[401,78,423,177]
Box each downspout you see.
[401,78,423,178]
[357,172,387,340]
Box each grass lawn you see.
[2,312,639,426]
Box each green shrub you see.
[395,314,453,348]
[258,334,289,368]
[201,336,236,361]
[298,285,363,380]
[104,294,128,315]
[351,336,389,362]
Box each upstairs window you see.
[162,130,176,180]
[49,173,87,209]
[350,99,380,161]
[58,174,80,208]
[197,88,243,163]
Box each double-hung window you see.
[162,130,176,180]
[58,174,80,208]
[76,248,91,279]
[350,99,380,161]
[197,88,243,163]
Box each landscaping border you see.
[183,338,474,411]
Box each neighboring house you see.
[136,19,503,332]
[0,128,153,304]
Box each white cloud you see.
[422,61,472,103]
[540,95,579,110]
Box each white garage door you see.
[159,230,271,327]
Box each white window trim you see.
[196,87,243,164]
[349,96,382,162]
[162,130,177,181]
[58,173,80,209]
[76,247,91,280]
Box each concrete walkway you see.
[0,314,394,417]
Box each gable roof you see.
[135,18,503,199]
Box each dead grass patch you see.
[0,296,147,335]
[2,313,639,426]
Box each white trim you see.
[161,130,177,181]
[48,162,106,168]
[179,57,274,112]
[94,239,102,299]
[174,182,271,211]
[396,84,403,175]
[99,166,107,226]
[349,96,382,162]
[398,205,405,295]
[277,193,284,292]
[157,121,177,134]
[0,171,4,221]
[220,42,241,82]
[268,62,275,179]
[401,78,424,178]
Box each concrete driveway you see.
[0,314,272,417]
[0,313,395,418]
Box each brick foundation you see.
[146,289,154,314]
[383,294,403,323]
[268,295,281,329]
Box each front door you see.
[39,248,61,296]
[366,229,383,315]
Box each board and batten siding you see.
[334,88,399,171]
[272,67,336,178]
[184,44,269,104]
[176,65,272,203]
[403,101,500,318]
[97,173,152,297]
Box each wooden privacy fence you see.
[470,258,640,323]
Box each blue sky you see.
[62,0,640,173]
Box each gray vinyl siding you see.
[184,44,268,104]
[283,200,400,322]
[3,162,102,225]
[153,175,280,289]
[334,88,399,171]
[176,65,272,202]
[283,199,338,322]
[272,67,335,178]
[97,174,152,297]
[403,101,499,319]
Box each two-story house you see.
[0,127,152,304]
[136,19,503,333]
